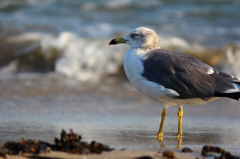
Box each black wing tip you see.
[214,92,240,101]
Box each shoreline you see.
[0,129,239,159]
[1,146,239,159]
[0,73,240,157]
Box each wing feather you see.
[142,49,239,100]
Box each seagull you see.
[109,27,240,138]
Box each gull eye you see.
[131,33,139,38]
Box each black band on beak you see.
[109,39,117,45]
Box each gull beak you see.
[109,37,128,45]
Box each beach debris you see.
[201,145,240,159]
[0,139,49,157]
[52,129,113,154]
[163,150,176,159]
[0,129,113,157]
[181,147,194,153]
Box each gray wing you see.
[142,49,240,100]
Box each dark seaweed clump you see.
[0,129,113,157]
[201,145,240,159]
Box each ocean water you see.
[1,0,239,45]
[0,0,240,81]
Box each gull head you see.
[109,27,160,50]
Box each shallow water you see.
[1,0,240,83]
[0,73,239,155]
[1,0,239,47]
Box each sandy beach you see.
[0,73,240,159]
[2,150,201,159]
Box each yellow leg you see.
[177,136,182,150]
[157,108,167,138]
[177,105,183,137]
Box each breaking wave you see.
[0,31,239,82]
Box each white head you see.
[109,27,160,50]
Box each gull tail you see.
[214,81,240,101]
[213,72,240,101]
[214,91,240,101]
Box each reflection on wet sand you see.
[0,74,240,155]
[158,136,182,150]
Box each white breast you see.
[123,49,179,104]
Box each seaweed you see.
[0,129,113,157]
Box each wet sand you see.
[0,73,240,157]
[1,150,199,159]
